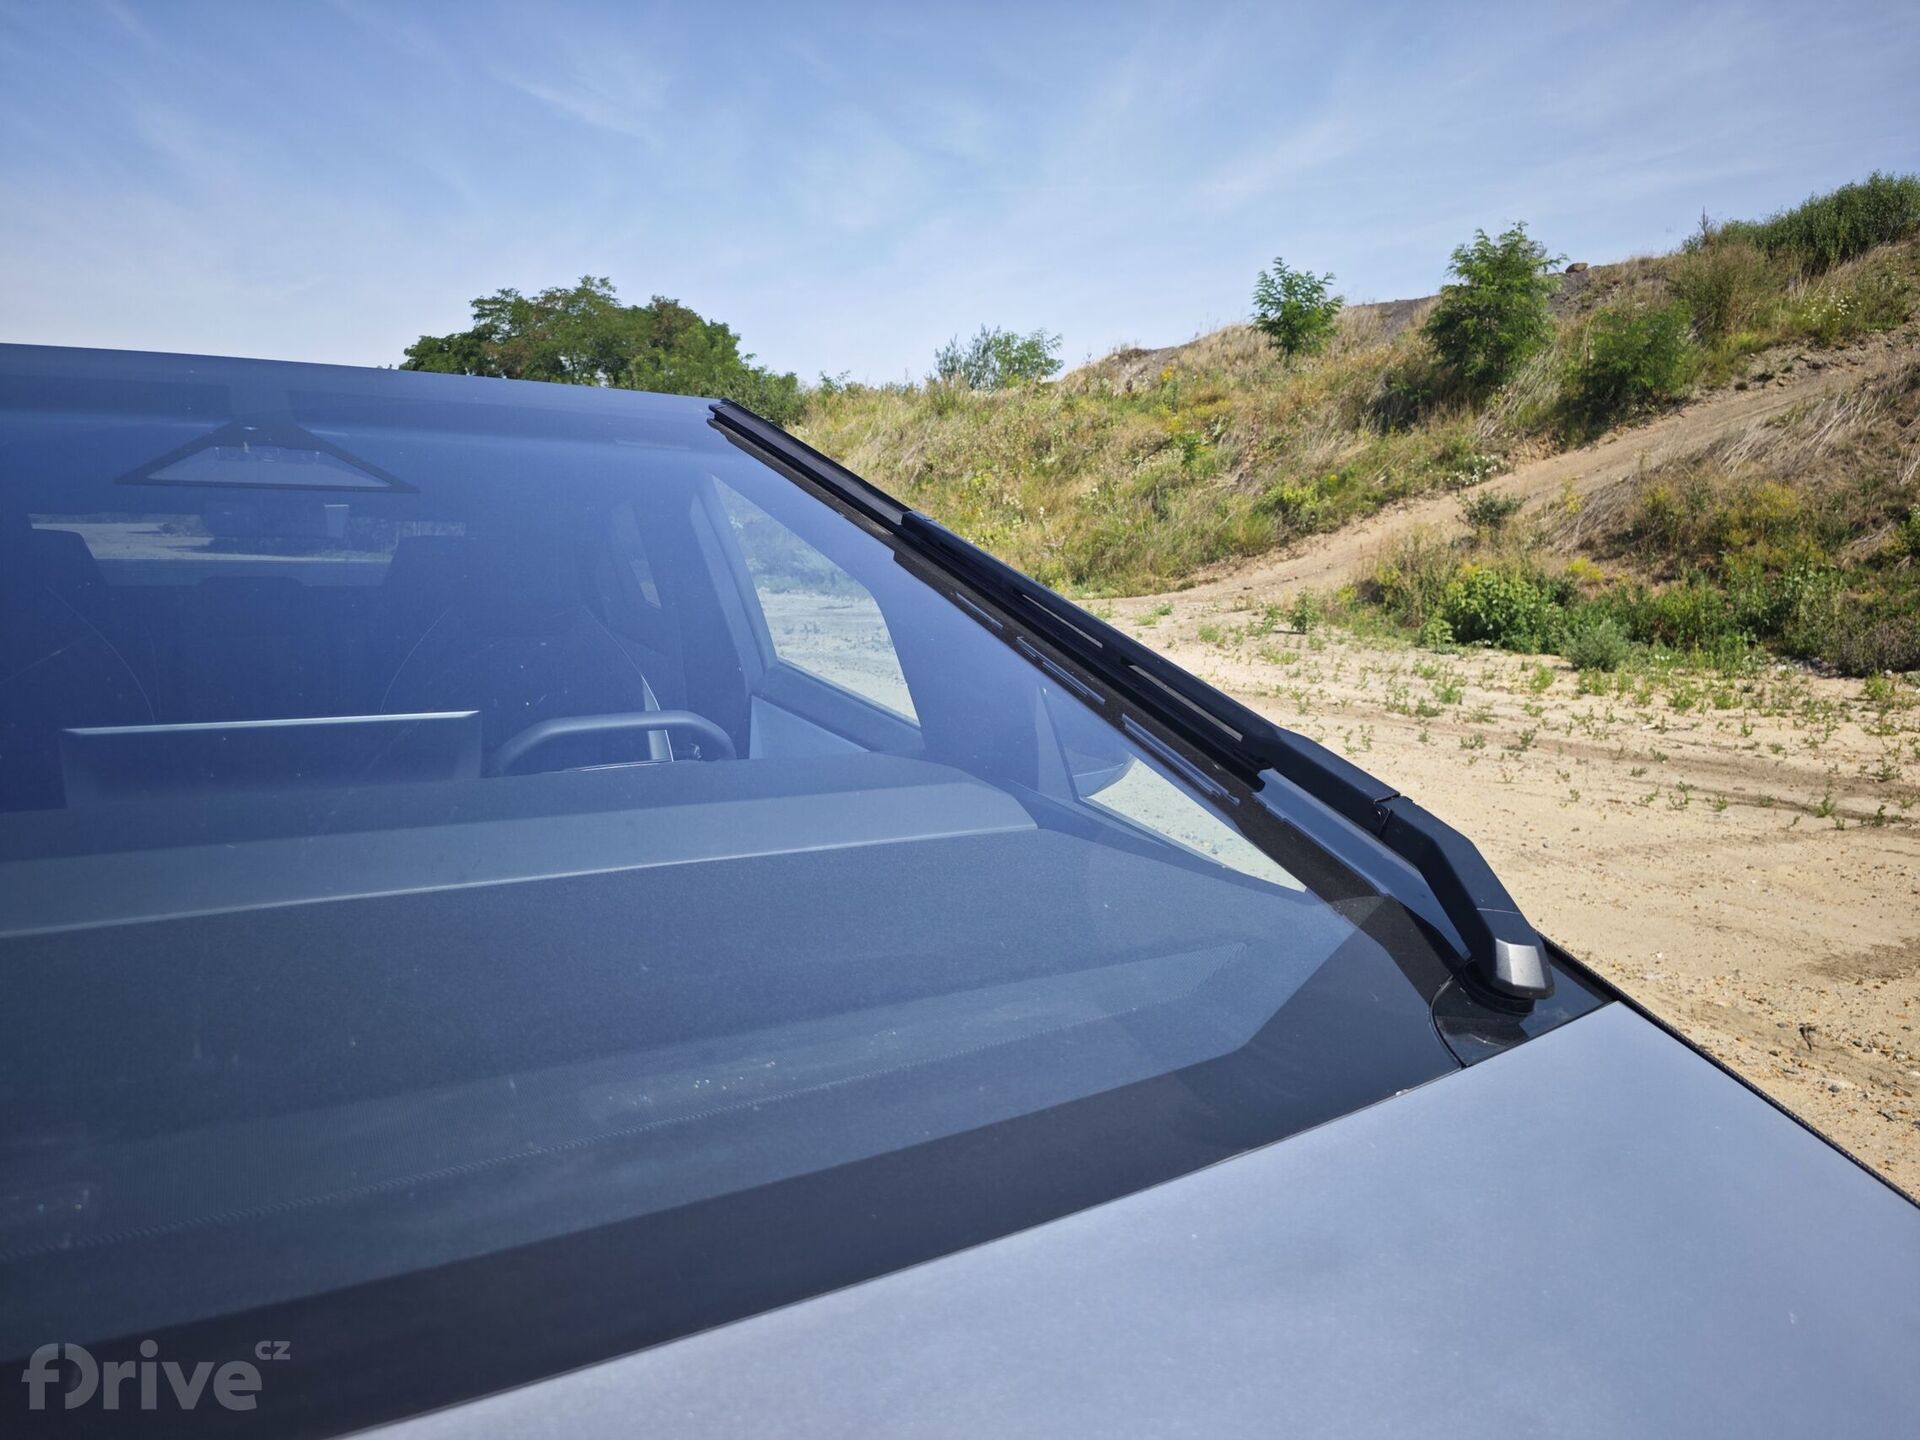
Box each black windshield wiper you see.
[708,400,1551,1003]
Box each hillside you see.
[795,179,1920,1198]
[798,177,1920,674]
[1340,342,1920,676]
[1110,333,1911,609]
[1098,328,1918,676]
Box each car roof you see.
[0,341,719,421]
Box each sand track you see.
[1115,625,1920,1194]
[1102,343,1920,1193]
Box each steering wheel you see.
[488,710,737,776]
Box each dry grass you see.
[1354,357,1920,675]
[797,231,1920,599]
[1579,359,1920,566]
[801,307,1507,596]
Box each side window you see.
[714,483,918,722]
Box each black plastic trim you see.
[708,400,1552,1003]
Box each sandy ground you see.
[767,341,1920,1192]
[1091,331,1920,1196]
[1098,604,1920,1197]
[769,579,1920,1193]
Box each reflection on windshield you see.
[0,355,1455,1394]
[1082,756,1302,890]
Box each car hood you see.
[378,1001,1920,1438]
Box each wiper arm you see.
[708,401,1552,1003]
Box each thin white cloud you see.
[2,0,1917,382]
[1195,117,1358,211]
[495,49,672,147]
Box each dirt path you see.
[1109,335,1907,619]
[1107,611,1920,1196]
[1093,342,1920,1194]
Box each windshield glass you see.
[0,348,1464,1428]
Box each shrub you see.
[1670,238,1776,341]
[1252,258,1344,358]
[723,365,806,427]
[1561,613,1630,671]
[1424,223,1562,395]
[1460,490,1523,532]
[1561,301,1696,438]
[1255,477,1328,530]
[933,326,1063,390]
[1286,590,1320,633]
[1712,171,1920,274]
[1442,451,1502,489]
[1428,430,1503,488]
[1781,568,1920,674]
[1900,509,1920,560]
[1847,267,1917,333]
[1439,566,1558,650]
[1826,613,1920,675]
[1366,529,1458,628]
[1367,348,1447,431]
[1641,581,1736,650]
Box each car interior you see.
[0,376,1449,1360]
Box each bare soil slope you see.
[1110,328,1913,614]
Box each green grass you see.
[1343,360,1920,676]
[799,318,1511,595]
[796,176,1920,601]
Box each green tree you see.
[401,276,802,424]
[1251,257,1343,357]
[1423,224,1562,394]
[932,326,1063,390]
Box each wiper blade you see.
[707,400,1551,1003]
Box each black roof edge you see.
[707,399,1551,1003]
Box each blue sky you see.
[2,1,1916,383]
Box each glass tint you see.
[0,349,1458,1404]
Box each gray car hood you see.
[380,1002,1920,1438]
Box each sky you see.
[2,0,1917,384]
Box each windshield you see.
[0,347,1467,1432]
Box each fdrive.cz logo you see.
[21,1338,290,1413]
